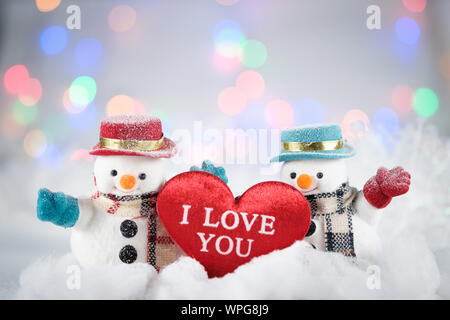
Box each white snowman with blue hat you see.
[271,124,411,263]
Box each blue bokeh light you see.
[37,144,62,171]
[75,38,103,68]
[293,98,325,125]
[67,103,97,131]
[232,103,268,130]
[40,26,68,55]
[372,107,399,150]
[395,17,420,45]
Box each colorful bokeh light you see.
[402,0,427,13]
[439,52,450,81]
[218,87,247,116]
[213,53,242,72]
[242,40,267,68]
[235,70,265,99]
[18,78,42,106]
[232,103,268,130]
[3,65,30,95]
[391,85,413,114]
[12,101,38,125]
[23,130,47,158]
[42,113,70,143]
[68,103,97,131]
[65,76,97,113]
[71,149,94,162]
[213,20,245,72]
[413,88,439,118]
[40,25,68,55]
[37,144,62,171]
[35,0,61,12]
[293,98,325,125]
[372,107,399,150]
[108,5,137,33]
[106,95,146,116]
[341,109,370,143]
[75,38,103,68]
[395,17,420,45]
[1,113,25,140]
[265,100,294,129]
[216,0,240,6]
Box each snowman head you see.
[280,158,348,195]
[88,115,178,196]
[94,155,165,196]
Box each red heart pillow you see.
[157,171,311,278]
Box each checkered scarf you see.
[91,191,184,270]
[305,183,358,257]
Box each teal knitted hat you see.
[270,124,355,162]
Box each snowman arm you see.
[73,197,94,230]
[37,188,80,228]
[354,191,381,227]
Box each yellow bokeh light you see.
[108,5,137,33]
[106,95,145,116]
[24,130,47,158]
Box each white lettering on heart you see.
[236,237,254,258]
[239,212,259,232]
[203,207,220,228]
[181,205,276,258]
[180,205,191,225]
[221,210,239,230]
[215,235,234,255]
[197,232,216,252]
[259,215,276,235]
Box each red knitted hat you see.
[89,115,177,158]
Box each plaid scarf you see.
[91,191,184,270]
[305,183,358,257]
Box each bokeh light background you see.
[0,0,449,294]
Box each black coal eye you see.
[290,172,297,179]
[316,172,323,179]
[110,170,118,177]
[138,173,146,180]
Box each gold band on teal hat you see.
[281,139,344,152]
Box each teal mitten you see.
[190,160,228,184]
[37,188,79,228]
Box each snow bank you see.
[7,123,450,299]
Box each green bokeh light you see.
[413,88,439,118]
[242,39,267,68]
[70,76,97,106]
[42,113,70,143]
[12,101,38,125]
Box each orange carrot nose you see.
[120,174,136,190]
[297,174,313,189]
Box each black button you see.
[120,220,138,238]
[306,220,316,237]
[119,245,137,264]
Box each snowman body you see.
[69,155,182,268]
[281,158,382,263]
[71,202,149,266]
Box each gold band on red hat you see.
[99,136,164,151]
[282,139,344,152]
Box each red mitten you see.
[363,166,411,209]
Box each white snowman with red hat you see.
[37,115,188,270]
[271,124,411,263]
